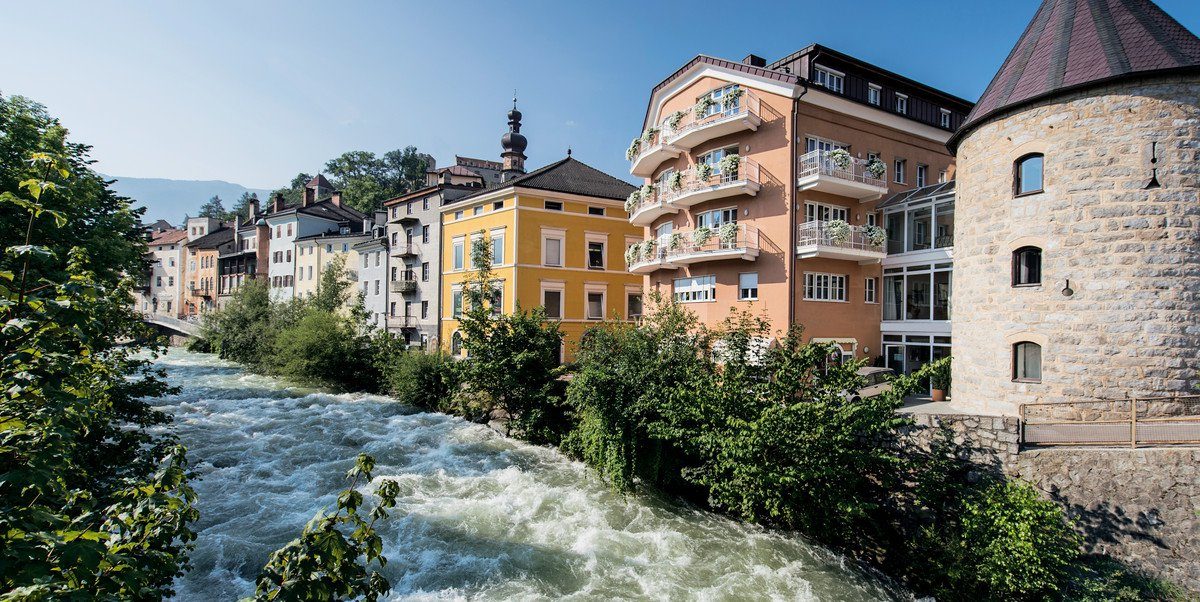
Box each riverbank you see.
[155,348,906,600]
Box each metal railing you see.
[664,224,759,261]
[666,90,761,142]
[1022,395,1200,447]
[390,270,418,293]
[797,150,887,188]
[661,159,761,204]
[796,220,885,253]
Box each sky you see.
[4,0,1199,190]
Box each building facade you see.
[627,46,971,365]
[217,199,264,305]
[184,224,234,317]
[948,0,1200,415]
[264,177,366,302]
[140,228,188,318]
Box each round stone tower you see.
[948,0,1200,415]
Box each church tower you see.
[500,97,528,181]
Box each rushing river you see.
[152,349,900,601]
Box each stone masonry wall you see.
[901,413,1199,592]
[951,76,1200,416]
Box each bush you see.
[379,347,457,410]
[1062,555,1185,602]
[273,308,374,390]
[201,278,275,369]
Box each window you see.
[805,136,845,154]
[895,93,908,114]
[588,206,605,216]
[543,235,563,267]
[342,243,348,253]
[488,284,502,317]
[1012,246,1042,286]
[813,66,844,93]
[586,291,605,320]
[894,159,907,184]
[156,276,162,287]
[493,201,504,211]
[738,272,759,301]
[938,170,947,184]
[422,225,429,243]
[865,277,877,303]
[375,251,381,267]
[421,301,428,319]
[391,207,398,219]
[587,241,605,269]
[1013,342,1042,383]
[473,205,482,216]
[697,84,740,119]
[391,232,398,246]
[1015,153,1044,196]
[454,210,463,220]
[287,224,292,236]
[545,200,563,211]
[421,262,429,281]
[373,280,380,295]
[940,109,952,128]
[803,272,847,302]
[696,207,738,229]
[451,331,464,356]
[423,198,429,211]
[804,202,847,223]
[627,293,643,319]
[673,275,716,303]
[543,289,563,319]
[451,289,463,318]
[697,146,738,179]
[868,84,881,106]
[452,238,464,271]
[917,164,928,188]
[491,232,504,265]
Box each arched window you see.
[1013,342,1042,383]
[1012,246,1042,286]
[451,331,463,356]
[1014,153,1044,196]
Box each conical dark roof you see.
[951,0,1200,149]
[306,174,335,190]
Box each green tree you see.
[381,146,433,193]
[229,191,258,221]
[197,194,228,220]
[270,172,313,207]
[200,278,275,369]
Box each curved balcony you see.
[666,224,759,266]
[662,159,761,211]
[796,150,888,201]
[629,131,682,178]
[795,220,886,263]
[627,189,679,227]
[666,90,762,150]
[627,249,679,274]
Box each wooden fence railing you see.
[1021,394,1200,447]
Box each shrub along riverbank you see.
[197,235,1183,601]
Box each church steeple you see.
[500,95,528,181]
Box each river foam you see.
[153,349,899,601]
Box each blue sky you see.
[4,0,1198,189]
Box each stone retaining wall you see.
[901,413,1199,592]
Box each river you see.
[152,348,900,601]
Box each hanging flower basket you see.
[694,163,713,182]
[863,224,887,247]
[826,219,851,244]
[626,138,642,161]
[641,127,659,144]
[692,226,714,247]
[625,190,641,213]
[829,148,852,170]
[717,154,741,179]
[694,96,715,119]
[718,222,739,246]
[667,111,685,132]
[641,239,657,259]
[668,232,684,251]
[640,183,656,200]
[625,244,640,266]
[866,159,886,179]
[722,87,744,108]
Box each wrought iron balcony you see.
[796,150,888,201]
[628,130,683,178]
[795,220,886,262]
[665,90,762,150]
[390,270,418,293]
[660,158,761,211]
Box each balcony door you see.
[804,202,847,223]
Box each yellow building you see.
[440,156,643,360]
[294,231,370,302]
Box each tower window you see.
[1012,246,1042,286]
[1014,153,1044,196]
[1013,342,1042,383]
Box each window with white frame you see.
[917,164,928,188]
[545,200,563,211]
[697,84,741,119]
[452,237,465,270]
[491,230,504,266]
[585,289,605,320]
[894,159,907,184]
[738,272,759,300]
[586,234,607,270]
[813,66,844,93]
[805,136,846,154]
[451,288,463,318]
[940,109,952,128]
[804,272,847,302]
[697,146,738,177]
[695,207,737,228]
[895,93,908,114]
[804,201,848,223]
[673,275,716,303]
[542,286,563,319]
[868,84,881,106]
[542,230,564,267]
[865,277,877,303]
[938,170,948,184]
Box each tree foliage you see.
[197,194,228,220]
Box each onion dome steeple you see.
[501,95,527,180]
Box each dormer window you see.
[868,84,881,106]
[895,93,908,115]
[814,66,844,94]
[939,108,952,128]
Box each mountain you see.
[101,175,273,226]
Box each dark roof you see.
[185,226,234,249]
[951,0,1200,149]
[878,180,956,210]
[294,229,370,243]
[146,219,174,232]
[642,55,799,128]
[306,174,335,190]
[769,44,974,107]
[450,157,637,204]
[297,200,365,223]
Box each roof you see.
[877,180,956,210]
[294,229,371,243]
[149,229,187,245]
[455,156,503,170]
[450,157,637,205]
[185,226,234,249]
[642,54,800,128]
[770,44,975,107]
[146,219,174,232]
[434,165,485,178]
[381,182,483,207]
[951,0,1200,149]
[306,174,335,190]
[268,197,366,224]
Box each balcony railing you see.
[627,224,759,272]
[391,243,419,257]
[390,270,417,293]
[796,150,888,201]
[665,90,762,150]
[628,130,682,178]
[795,220,886,262]
[389,314,418,328]
[660,158,761,210]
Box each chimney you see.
[248,198,259,222]
[742,54,767,68]
[272,193,285,213]
[330,191,342,207]
[254,217,270,280]
[302,186,314,207]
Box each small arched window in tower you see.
[1014,153,1044,196]
[1012,246,1042,286]
[1012,341,1042,383]
[451,331,464,357]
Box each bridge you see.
[142,312,201,337]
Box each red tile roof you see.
[150,229,187,245]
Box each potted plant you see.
[930,357,952,402]
[694,96,715,119]
[826,219,851,244]
[866,158,886,179]
[695,162,713,182]
[718,222,739,247]
[641,239,657,259]
[641,127,659,145]
[722,87,744,109]
[668,232,684,252]
[640,183,656,200]
[863,224,887,247]
[829,148,852,170]
[692,225,714,247]
[717,154,741,179]
[667,111,685,131]
[626,138,642,161]
[667,170,684,192]
[625,190,641,213]
[625,244,641,266]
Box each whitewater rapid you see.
[152,348,900,601]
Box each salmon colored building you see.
[626,46,972,365]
